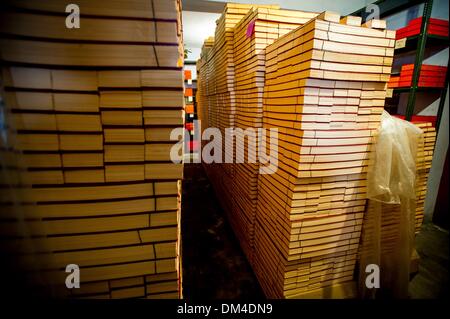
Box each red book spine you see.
[429,18,449,27]
[395,18,449,39]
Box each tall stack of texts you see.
[196,36,214,136]
[212,3,281,140]
[413,122,436,232]
[198,3,281,229]
[254,12,395,298]
[0,0,184,299]
[231,7,317,262]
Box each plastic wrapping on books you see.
[359,111,424,299]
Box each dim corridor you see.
[181,164,264,299]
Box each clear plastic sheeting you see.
[359,111,424,299]
[366,111,423,205]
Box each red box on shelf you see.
[186,104,194,114]
[388,76,401,88]
[429,17,449,27]
[184,88,193,97]
[185,122,194,131]
[400,75,445,82]
[395,64,447,88]
[402,70,444,77]
[184,70,192,80]
[395,17,449,39]
[394,115,437,127]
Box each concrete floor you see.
[181,164,449,299]
[410,223,449,298]
[181,164,264,299]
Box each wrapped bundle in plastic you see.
[359,111,423,298]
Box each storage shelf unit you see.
[184,62,198,155]
[395,34,448,54]
[393,86,445,92]
[350,0,449,132]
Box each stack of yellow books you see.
[414,122,436,232]
[197,2,282,235]
[254,11,395,298]
[232,7,317,262]
[0,0,184,299]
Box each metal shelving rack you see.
[184,61,198,156]
[350,0,449,132]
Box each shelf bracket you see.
[405,0,433,121]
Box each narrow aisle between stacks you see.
[181,164,264,299]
